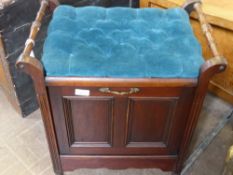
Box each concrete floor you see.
[0,88,232,175]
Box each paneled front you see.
[48,86,194,155]
[126,97,177,147]
[62,97,114,147]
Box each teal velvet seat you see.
[41,5,204,78]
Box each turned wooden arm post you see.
[16,1,63,174]
[193,1,227,78]
[175,1,228,173]
[16,0,49,86]
[183,0,227,74]
[17,0,59,69]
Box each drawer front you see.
[48,86,195,156]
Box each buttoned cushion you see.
[41,5,204,78]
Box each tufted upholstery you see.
[41,5,204,78]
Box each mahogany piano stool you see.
[17,0,227,174]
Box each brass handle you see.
[99,88,140,96]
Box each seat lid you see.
[42,5,204,78]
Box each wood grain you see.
[62,96,114,147]
[0,35,21,114]
[48,86,194,159]
[144,0,233,30]
[45,77,198,87]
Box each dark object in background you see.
[0,0,41,117]
[110,0,139,7]
[58,0,139,7]
[59,0,139,7]
[59,0,111,6]
[0,0,138,117]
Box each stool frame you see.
[16,0,227,174]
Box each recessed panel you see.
[126,97,177,147]
[63,97,114,147]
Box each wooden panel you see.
[62,96,114,147]
[45,77,197,87]
[126,97,177,147]
[0,35,20,114]
[190,19,233,104]
[0,56,9,89]
[48,86,195,156]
